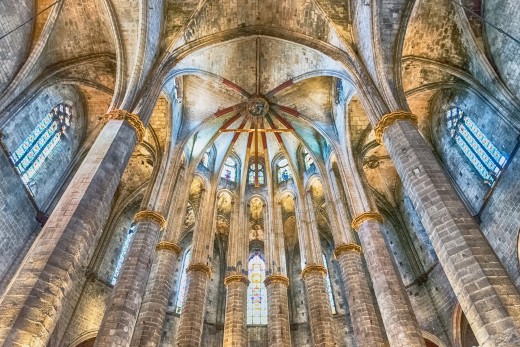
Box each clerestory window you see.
[221,157,237,182]
[277,158,292,183]
[111,224,136,286]
[175,248,192,314]
[322,253,337,314]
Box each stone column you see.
[223,275,249,347]
[376,111,520,346]
[0,111,144,347]
[129,241,181,347]
[95,211,167,346]
[326,169,385,347]
[264,275,291,347]
[296,193,337,347]
[350,212,426,347]
[176,186,215,347]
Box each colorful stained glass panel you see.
[247,253,267,325]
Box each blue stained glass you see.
[303,148,314,170]
[10,104,72,185]
[221,157,236,182]
[248,162,265,186]
[322,254,336,314]
[277,159,292,182]
[247,252,267,325]
[176,249,192,314]
[446,107,507,185]
[111,225,136,285]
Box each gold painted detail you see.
[224,274,249,286]
[102,109,146,143]
[301,265,327,279]
[187,263,212,277]
[134,210,167,230]
[334,243,363,259]
[351,212,383,231]
[264,274,290,287]
[374,111,417,144]
[155,241,181,255]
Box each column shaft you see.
[175,265,212,347]
[335,247,385,347]
[0,119,138,347]
[265,276,292,347]
[355,218,425,346]
[302,267,338,347]
[383,119,520,346]
[223,277,248,347]
[130,243,180,347]
[95,213,165,347]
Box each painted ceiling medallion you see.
[247,95,269,118]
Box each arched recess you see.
[68,329,97,347]
[422,331,447,347]
[452,304,479,347]
[74,337,96,347]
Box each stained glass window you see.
[446,107,507,186]
[248,161,265,186]
[247,252,268,325]
[201,150,211,168]
[111,225,136,286]
[277,158,292,182]
[322,253,336,314]
[10,103,72,186]
[176,249,192,314]
[221,157,237,182]
[303,148,314,171]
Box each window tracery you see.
[10,103,72,186]
[322,253,336,314]
[446,107,507,185]
[277,158,292,182]
[247,252,267,325]
[248,160,265,186]
[176,248,192,314]
[303,148,314,171]
[221,157,237,182]
[111,224,136,286]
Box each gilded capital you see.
[351,212,383,231]
[264,274,290,287]
[224,274,249,286]
[134,210,167,230]
[156,241,181,255]
[187,263,212,277]
[374,111,417,144]
[102,109,146,143]
[301,264,327,279]
[333,243,362,259]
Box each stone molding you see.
[187,263,212,277]
[134,210,167,230]
[264,274,290,287]
[301,264,327,279]
[333,243,363,259]
[374,111,417,144]
[155,241,181,255]
[103,109,146,143]
[223,274,249,286]
[351,212,384,230]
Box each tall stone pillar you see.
[176,186,215,347]
[322,174,385,347]
[223,196,249,347]
[263,200,291,347]
[296,193,337,347]
[95,211,167,346]
[376,111,520,346]
[0,111,144,347]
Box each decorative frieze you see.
[351,212,384,231]
[301,264,327,279]
[224,274,250,286]
[187,263,212,277]
[333,243,362,259]
[134,210,167,230]
[155,241,181,255]
[264,274,290,287]
[102,109,146,143]
[374,111,417,144]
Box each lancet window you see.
[175,248,192,314]
[111,224,136,285]
[10,103,72,186]
[247,252,268,324]
[221,157,237,182]
[248,160,265,186]
[277,158,292,182]
[322,253,336,314]
[201,149,211,168]
[303,148,314,171]
[446,107,507,185]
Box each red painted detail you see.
[222,79,250,96]
[214,105,239,118]
[277,105,300,117]
[270,110,294,130]
[269,79,294,95]
[220,113,242,130]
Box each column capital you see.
[187,263,212,277]
[351,212,383,230]
[374,111,417,144]
[134,210,167,230]
[333,243,362,259]
[155,241,181,255]
[264,274,290,287]
[224,274,249,286]
[301,264,327,279]
[103,109,146,143]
